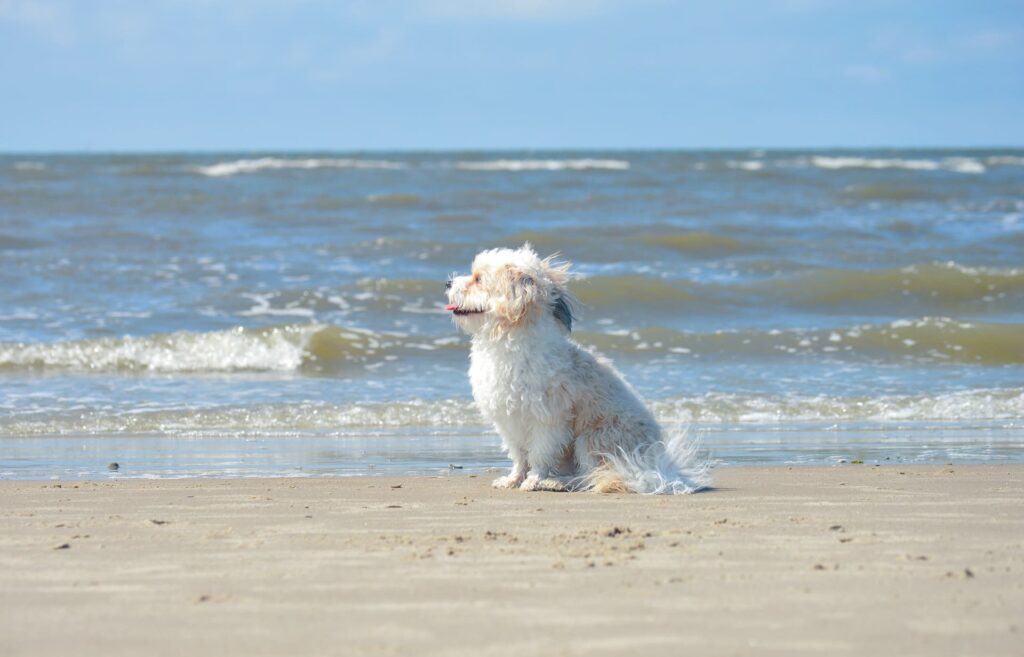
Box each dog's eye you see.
[444,279,452,291]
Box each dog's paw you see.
[492,474,525,489]
[519,476,569,492]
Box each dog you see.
[445,243,709,494]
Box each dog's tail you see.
[582,428,711,495]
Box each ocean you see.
[1,150,1022,479]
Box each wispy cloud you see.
[0,0,75,46]
[291,28,405,82]
[414,0,636,22]
[844,64,888,83]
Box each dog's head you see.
[445,243,575,337]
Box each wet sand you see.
[1,465,1021,656]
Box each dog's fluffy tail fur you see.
[582,428,711,495]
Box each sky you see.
[1,0,1022,151]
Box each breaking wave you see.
[810,156,986,174]
[455,159,629,171]
[192,157,407,177]
[722,156,989,174]
[1,313,1021,376]
[985,155,1024,166]
[0,324,461,374]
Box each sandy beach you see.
[1,465,1021,656]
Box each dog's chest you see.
[469,346,553,419]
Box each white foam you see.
[237,293,316,318]
[809,156,986,174]
[986,155,1024,166]
[192,157,407,177]
[0,325,320,372]
[13,161,46,171]
[2,389,1021,438]
[812,156,939,171]
[651,389,1024,424]
[942,157,986,174]
[455,159,629,171]
[727,160,764,171]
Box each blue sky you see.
[1,0,1021,151]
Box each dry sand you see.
[1,465,1021,656]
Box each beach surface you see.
[2,465,1021,656]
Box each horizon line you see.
[3,144,1024,156]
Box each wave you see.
[0,324,462,374]
[12,161,46,171]
[759,262,1024,310]
[809,156,985,174]
[0,325,316,372]
[365,193,425,206]
[712,156,989,174]
[563,262,1024,313]
[2,313,1021,376]
[726,160,765,171]
[500,229,757,258]
[839,184,948,201]
[579,317,1024,365]
[573,275,703,307]
[637,232,757,254]
[455,159,629,171]
[191,157,407,177]
[986,155,1024,166]
[0,234,47,250]
[2,389,1020,437]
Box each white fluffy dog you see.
[445,244,710,494]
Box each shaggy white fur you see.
[446,244,710,494]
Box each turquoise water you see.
[1,150,1022,478]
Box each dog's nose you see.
[445,279,452,291]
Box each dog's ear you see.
[541,253,575,332]
[552,294,573,332]
[494,265,539,326]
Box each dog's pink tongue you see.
[445,304,457,311]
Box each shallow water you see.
[1,150,1022,478]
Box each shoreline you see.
[4,426,1022,481]
[2,465,1021,656]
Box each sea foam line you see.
[455,159,630,171]
[2,389,1021,437]
[192,157,407,177]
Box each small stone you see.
[108,462,120,471]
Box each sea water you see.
[1,150,1022,478]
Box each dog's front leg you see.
[492,444,528,489]
[520,429,572,492]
